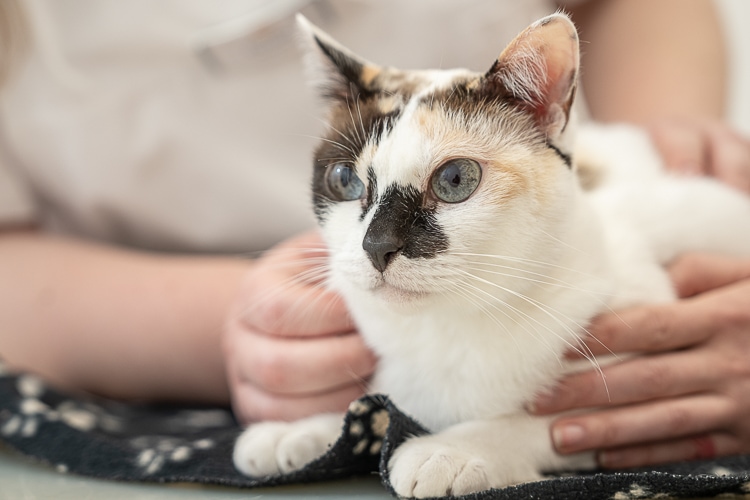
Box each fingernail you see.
[553,423,586,451]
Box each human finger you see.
[239,278,356,338]
[237,231,355,338]
[648,120,708,176]
[575,298,715,357]
[597,433,739,469]
[705,123,750,194]
[227,327,376,395]
[230,378,367,424]
[551,394,734,455]
[533,350,719,414]
[669,253,750,298]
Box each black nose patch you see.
[362,184,448,272]
[363,229,403,273]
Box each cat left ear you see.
[296,14,382,102]
[483,13,579,138]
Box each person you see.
[0,0,748,470]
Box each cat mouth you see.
[370,280,426,302]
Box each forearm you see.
[0,230,249,404]
[567,0,727,122]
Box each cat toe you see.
[232,414,343,478]
[275,426,333,474]
[233,421,289,477]
[388,441,491,498]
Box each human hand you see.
[223,230,377,424]
[531,253,750,468]
[648,118,750,194]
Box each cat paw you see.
[233,414,342,477]
[388,440,492,498]
[388,436,543,498]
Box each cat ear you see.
[483,13,579,137]
[296,14,382,102]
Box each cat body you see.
[233,13,750,497]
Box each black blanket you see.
[2,364,750,499]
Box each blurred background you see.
[718,0,750,134]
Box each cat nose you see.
[363,231,403,273]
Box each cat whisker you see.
[538,229,592,256]
[452,279,568,370]
[234,262,332,328]
[446,280,535,362]
[457,269,607,385]
[457,256,625,358]
[293,133,357,157]
[453,257,621,365]
[462,262,611,297]
[345,95,365,148]
[453,252,607,281]
[355,93,368,145]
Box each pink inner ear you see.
[495,15,579,125]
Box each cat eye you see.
[430,158,482,203]
[326,163,365,201]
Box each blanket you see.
[2,363,750,499]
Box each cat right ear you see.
[296,14,382,102]
[482,13,580,138]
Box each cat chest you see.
[361,312,563,431]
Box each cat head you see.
[298,14,581,307]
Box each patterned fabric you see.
[2,362,750,499]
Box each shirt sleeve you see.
[0,155,37,227]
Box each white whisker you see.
[456,268,607,387]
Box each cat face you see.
[299,14,580,306]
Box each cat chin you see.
[368,281,428,305]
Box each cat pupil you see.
[326,163,365,201]
[340,167,352,186]
[430,158,482,203]
[447,168,461,187]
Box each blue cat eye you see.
[430,158,482,203]
[326,163,365,201]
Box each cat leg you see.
[388,414,593,498]
[233,413,343,477]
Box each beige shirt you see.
[0,0,557,254]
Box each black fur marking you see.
[314,36,376,102]
[312,100,403,222]
[546,141,572,168]
[362,184,448,272]
[360,166,378,221]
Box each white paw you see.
[388,436,542,498]
[233,414,343,477]
[389,439,492,498]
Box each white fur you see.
[234,115,750,495]
[234,15,750,498]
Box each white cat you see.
[233,13,750,497]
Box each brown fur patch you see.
[412,81,566,213]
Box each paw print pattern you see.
[131,436,215,475]
[0,374,122,439]
[612,484,653,500]
[347,399,390,458]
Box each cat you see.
[232,12,750,497]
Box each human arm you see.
[566,0,726,122]
[532,254,750,467]
[0,228,248,404]
[0,228,374,420]
[566,0,750,193]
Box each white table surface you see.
[0,446,393,500]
